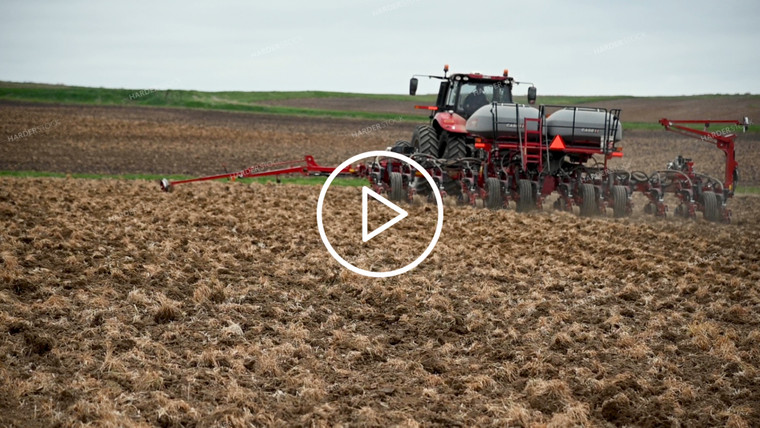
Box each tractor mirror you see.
[409,78,418,96]
[527,86,537,105]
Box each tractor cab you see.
[407,65,537,160]
[410,66,534,142]
[439,75,514,119]
[411,67,516,120]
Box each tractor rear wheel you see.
[442,134,468,160]
[411,125,440,196]
[702,191,720,222]
[411,125,440,157]
[580,184,597,217]
[442,175,461,199]
[485,177,502,210]
[390,172,405,202]
[517,179,534,212]
[612,185,628,218]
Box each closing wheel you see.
[702,191,720,222]
[390,172,405,202]
[442,134,468,160]
[160,178,172,192]
[631,171,648,183]
[485,177,502,210]
[411,125,440,157]
[580,183,598,217]
[612,185,629,218]
[517,179,534,213]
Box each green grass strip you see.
[735,186,760,195]
[4,170,756,193]
[0,170,366,187]
[0,84,432,122]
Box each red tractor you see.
[404,64,536,160]
[159,64,748,223]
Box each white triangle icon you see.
[362,186,408,242]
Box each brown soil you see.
[257,97,431,118]
[2,101,759,184]
[1,101,760,426]
[1,178,759,427]
[590,96,760,124]
[259,95,760,124]
[0,101,417,176]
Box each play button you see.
[362,186,408,242]
[317,150,444,278]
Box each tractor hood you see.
[434,111,468,134]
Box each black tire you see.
[580,184,597,217]
[390,172,405,202]
[390,140,413,155]
[702,191,720,222]
[631,171,648,183]
[517,179,534,212]
[442,134,468,160]
[485,177,502,210]
[612,185,628,218]
[442,175,461,199]
[411,125,440,157]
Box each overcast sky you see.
[1,0,758,96]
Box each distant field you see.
[0,82,429,122]
[2,81,757,131]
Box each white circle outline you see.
[317,151,443,278]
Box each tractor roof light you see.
[503,69,509,77]
[444,64,449,72]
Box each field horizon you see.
[2,81,758,131]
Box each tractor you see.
[404,64,536,161]
[159,64,748,223]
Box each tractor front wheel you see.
[442,133,468,160]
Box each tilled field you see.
[1,101,760,426]
[2,101,759,184]
[1,178,759,427]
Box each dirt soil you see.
[1,178,759,427]
[2,101,759,184]
[1,101,760,426]
[258,95,760,125]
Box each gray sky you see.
[1,0,758,96]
